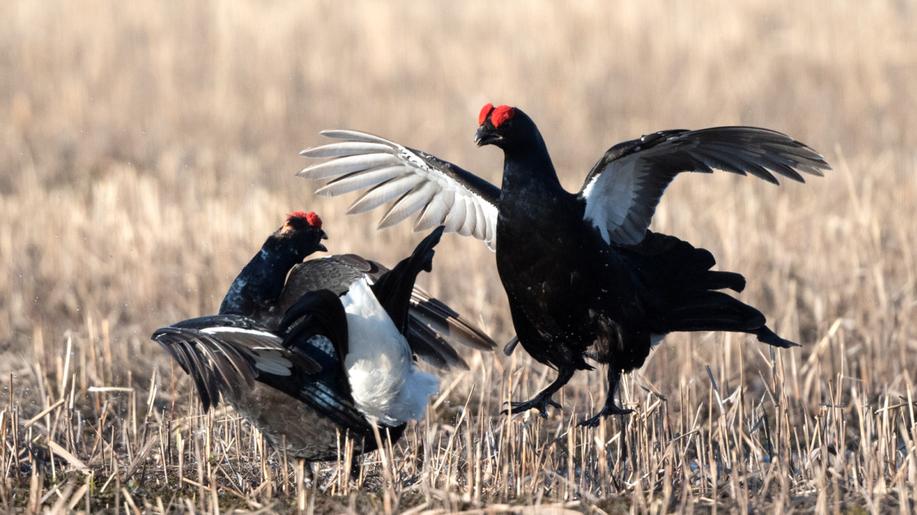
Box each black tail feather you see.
[663,291,766,333]
[660,292,799,348]
[629,233,795,349]
[627,232,745,294]
[702,271,746,293]
[754,326,799,348]
[371,226,445,332]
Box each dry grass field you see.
[1,0,916,512]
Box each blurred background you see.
[0,0,915,509]
[3,0,913,345]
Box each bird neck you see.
[499,130,565,201]
[219,238,302,316]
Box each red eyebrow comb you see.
[478,103,495,126]
[287,211,322,228]
[491,105,515,128]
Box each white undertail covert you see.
[340,278,439,426]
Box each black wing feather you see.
[580,126,830,245]
[281,255,496,370]
[153,314,336,412]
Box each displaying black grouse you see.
[152,212,494,462]
[298,105,830,426]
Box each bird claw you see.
[578,405,633,428]
[506,397,562,417]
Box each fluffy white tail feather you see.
[341,278,439,426]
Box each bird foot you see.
[578,404,633,428]
[506,396,562,418]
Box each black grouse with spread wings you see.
[299,105,829,426]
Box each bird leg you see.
[579,367,632,427]
[508,367,574,417]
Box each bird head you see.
[474,103,530,149]
[277,210,328,255]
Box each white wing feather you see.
[300,131,500,250]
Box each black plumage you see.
[299,103,829,426]
[152,214,494,461]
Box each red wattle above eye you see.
[491,105,515,128]
[478,103,494,126]
[286,210,322,228]
[305,211,322,228]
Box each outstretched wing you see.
[151,309,366,429]
[299,130,501,250]
[579,127,830,246]
[152,315,318,411]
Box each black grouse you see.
[298,105,830,426]
[152,211,494,462]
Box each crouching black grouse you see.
[298,104,830,427]
[152,211,494,463]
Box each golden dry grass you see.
[1,0,916,512]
